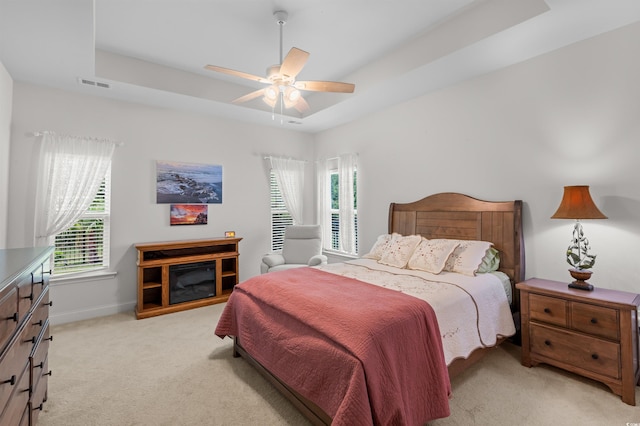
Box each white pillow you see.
[378,234,421,268]
[407,239,460,274]
[443,240,494,276]
[362,233,393,260]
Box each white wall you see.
[0,61,12,248]
[7,22,640,324]
[315,22,640,294]
[8,84,315,323]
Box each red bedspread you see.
[215,267,451,425]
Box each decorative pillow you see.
[476,247,500,273]
[378,234,421,268]
[407,239,460,274]
[444,240,494,276]
[362,233,393,260]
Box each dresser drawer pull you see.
[44,301,53,307]
[33,403,43,412]
[45,335,53,342]
[591,354,599,360]
[6,312,18,322]
[590,318,598,324]
[22,293,33,301]
[43,370,52,377]
[1,375,16,386]
[544,308,551,314]
[544,340,551,346]
[34,361,44,369]
[24,336,36,344]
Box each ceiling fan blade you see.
[295,80,355,93]
[280,48,309,79]
[294,96,310,114]
[232,89,265,104]
[204,65,270,84]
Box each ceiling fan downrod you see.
[273,11,288,65]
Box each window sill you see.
[323,250,359,261]
[50,270,117,286]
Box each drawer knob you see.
[45,335,53,342]
[544,340,551,346]
[24,336,36,344]
[33,319,43,327]
[44,301,53,307]
[35,361,44,369]
[33,403,44,411]
[591,354,599,360]
[6,312,18,322]
[44,370,52,377]
[543,308,551,314]
[1,375,16,386]
[590,318,598,324]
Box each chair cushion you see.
[282,225,323,265]
[283,237,322,264]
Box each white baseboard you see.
[49,301,136,326]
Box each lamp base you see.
[569,281,594,291]
[568,269,594,291]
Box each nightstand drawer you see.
[530,294,567,327]
[571,302,619,341]
[530,323,620,379]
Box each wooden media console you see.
[135,237,241,319]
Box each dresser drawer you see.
[571,302,619,341]
[29,288,50,340]
[530,294,568,327]
[0,287,18,352]
[30,355,49,425]
[0,365,30,426]
[0,324,35,410]
[530,323,620,379]
[16,274,33,324]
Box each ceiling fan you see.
[204,10,355,114]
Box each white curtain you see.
[34,132,116,247]
[316,158,331,250]
[270,157,305,225]
[338,153,358,254]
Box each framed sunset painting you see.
[170,204,208,226]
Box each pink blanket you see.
[215,267,451,425]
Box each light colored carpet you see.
[39,303,639,426]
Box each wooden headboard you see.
[389,193,525,307]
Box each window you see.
[329,169,358,253]
[53,170,111,275]
[270,171,293,251]
[318,154,358,255]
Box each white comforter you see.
[317,258,516,365]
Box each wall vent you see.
[77,77,110,89]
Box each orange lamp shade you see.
[551,186,607,220]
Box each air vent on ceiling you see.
[77,77,110,89]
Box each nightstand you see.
[517,278,640,405]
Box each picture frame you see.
[170,204,208,226]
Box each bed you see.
[215,193,525,425]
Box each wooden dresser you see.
[517,278,640,405]
[0,247,54,425]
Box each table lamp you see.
[551,185,607,291]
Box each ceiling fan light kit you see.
[204,9,355,116]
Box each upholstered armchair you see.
[261,225,328,273]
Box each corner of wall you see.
[0,60,13,249]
